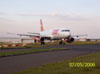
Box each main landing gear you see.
[40,38,45,45]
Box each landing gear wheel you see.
[41,41,45,45]
[40,37,45,45]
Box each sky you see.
[0,0,100,38]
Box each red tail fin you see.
[40,19,44,32]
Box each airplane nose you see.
[68,32,71,36]
[62,32,70,36]
[65,32,71,37]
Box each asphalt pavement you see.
[0,44,100,74]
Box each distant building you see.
[75,38,87,41]
[86,38,100,41]
[21,38,34,43]
[0,37,34,43]
[0,37,21,43]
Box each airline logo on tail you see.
[40,19,44,32]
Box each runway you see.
[0,44,100,74]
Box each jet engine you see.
[66,37,74,43]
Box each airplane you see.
[15,19,87,45]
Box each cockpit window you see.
[61,30,70,32]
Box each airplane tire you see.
[41,42,45,45]
[40,37,45,45]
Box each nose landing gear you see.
[59,39,65,45]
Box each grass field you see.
[13,52,100,74]
[66,41,100,45]
[0,41,100,49]
[0,43,54,49]
[0,48,67,57]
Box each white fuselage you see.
[40,28,71,40]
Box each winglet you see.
[40,19,44,32]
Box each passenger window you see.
[61,30,70,32]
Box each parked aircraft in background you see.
[16,19,87,45]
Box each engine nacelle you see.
[66,37,74,43]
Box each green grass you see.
[1,41,100,49]
[66,41,100,45]
[0,48,67,57]
[0,43,55,49]
[13,52,100,74]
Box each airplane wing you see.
[17,34,40,37]
[72,34,87,37]
[7,32,40,37]
[28,32,40,35]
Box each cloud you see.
[0,17,14,22]
[17,13,87,21]
[55,14,87,21]
[0,12,7,15]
